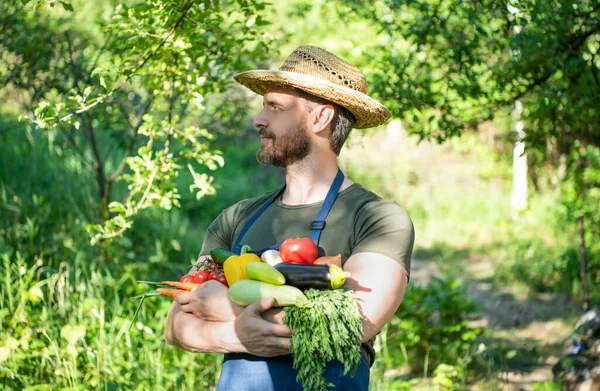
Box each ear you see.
[310,104,335,134]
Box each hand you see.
[175,280,243,322]
[233,297,292,357]
[262,307,286,325]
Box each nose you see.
[254,108,268,129]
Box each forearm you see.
[165,299,292,357]
[343,253,408,343]
[356,290,403,343]
[165,303,244,353]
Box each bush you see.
[376,272,483,379]
[0,253,222,390]
[494,237,579,295]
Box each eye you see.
[270,104,280,112]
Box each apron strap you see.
[231,168,345,254]
[232,186,286,255]
[309,168,344,247]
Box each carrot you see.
[313,254,342,268]
[156,288,188,298]
[161,281,200,290]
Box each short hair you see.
[292,89,357,155]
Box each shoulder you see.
[350,185,412,225]
[348,185,414,242]
[348,185,415,276]
[221,187,283,220]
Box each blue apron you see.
[216,168,370,391]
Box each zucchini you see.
[274,263,351,290]
[229,280,308,307]
[210,247,236,265]
[246,262,286,285]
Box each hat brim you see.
[233,70,391,129]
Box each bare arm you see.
[164,302,241,353]
[343,252,408,342]
[164,284,292,356]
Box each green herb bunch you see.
[283,289,364,391]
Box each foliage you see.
[1,0,273,244]
[494,236,579,294]
[432,363,466,391]
[338,0,600,304]
[558,143,600,294]
[531,381,562,391]
[0,252,223,390]
[339,0,600,148]
[379,273,483,378]
[493,142,600,301]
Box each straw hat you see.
[234,45,391,129]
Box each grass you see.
[0,253,223,390]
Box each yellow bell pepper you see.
[223,247,261,286]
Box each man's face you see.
[254,89,312,167]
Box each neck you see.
[281,156,351,205]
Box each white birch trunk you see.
[512,101,528,214]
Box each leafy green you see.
[283,289,364,391]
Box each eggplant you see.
[274,263,351,290]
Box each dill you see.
[283,288,363,391]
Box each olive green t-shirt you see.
[200,182,415,366]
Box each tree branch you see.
[90,30,113,73]
[496,26,600,108]
[84,112,107,205]
[107,96,154,184]
[55,0,196,124]
[101,138,116,164]
[59,126,95,169]
[64,31,86,95]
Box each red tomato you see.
[209,270,228,286]
[280,237,318,264]
[180,274,194,283]
[193,271,210,284]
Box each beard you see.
[256,124,311,167]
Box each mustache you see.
[259,129,275,139]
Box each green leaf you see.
[60,324,86,345]
[0,347,9,363]
[26,285,44,304]
[60,1,73,11]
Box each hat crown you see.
[279,45,368,94]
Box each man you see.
[164,45,414,390]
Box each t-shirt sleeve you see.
[353,200,415,278]
[199,203,240,257]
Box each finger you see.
[262,308,286,325]
[266,336,291,352]
[266,323,293,338]
[247,297,275,315]
[174,291,192,306]
[179,303,194,314]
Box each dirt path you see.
[411,259,579,390]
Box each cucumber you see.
[229,280,309,308]
[210,247,236,265]
[246,262,286,285]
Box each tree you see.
[1,0,273,247]
[339,0,600,303]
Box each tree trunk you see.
[577,216,590,310]
[511,101,528,216]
